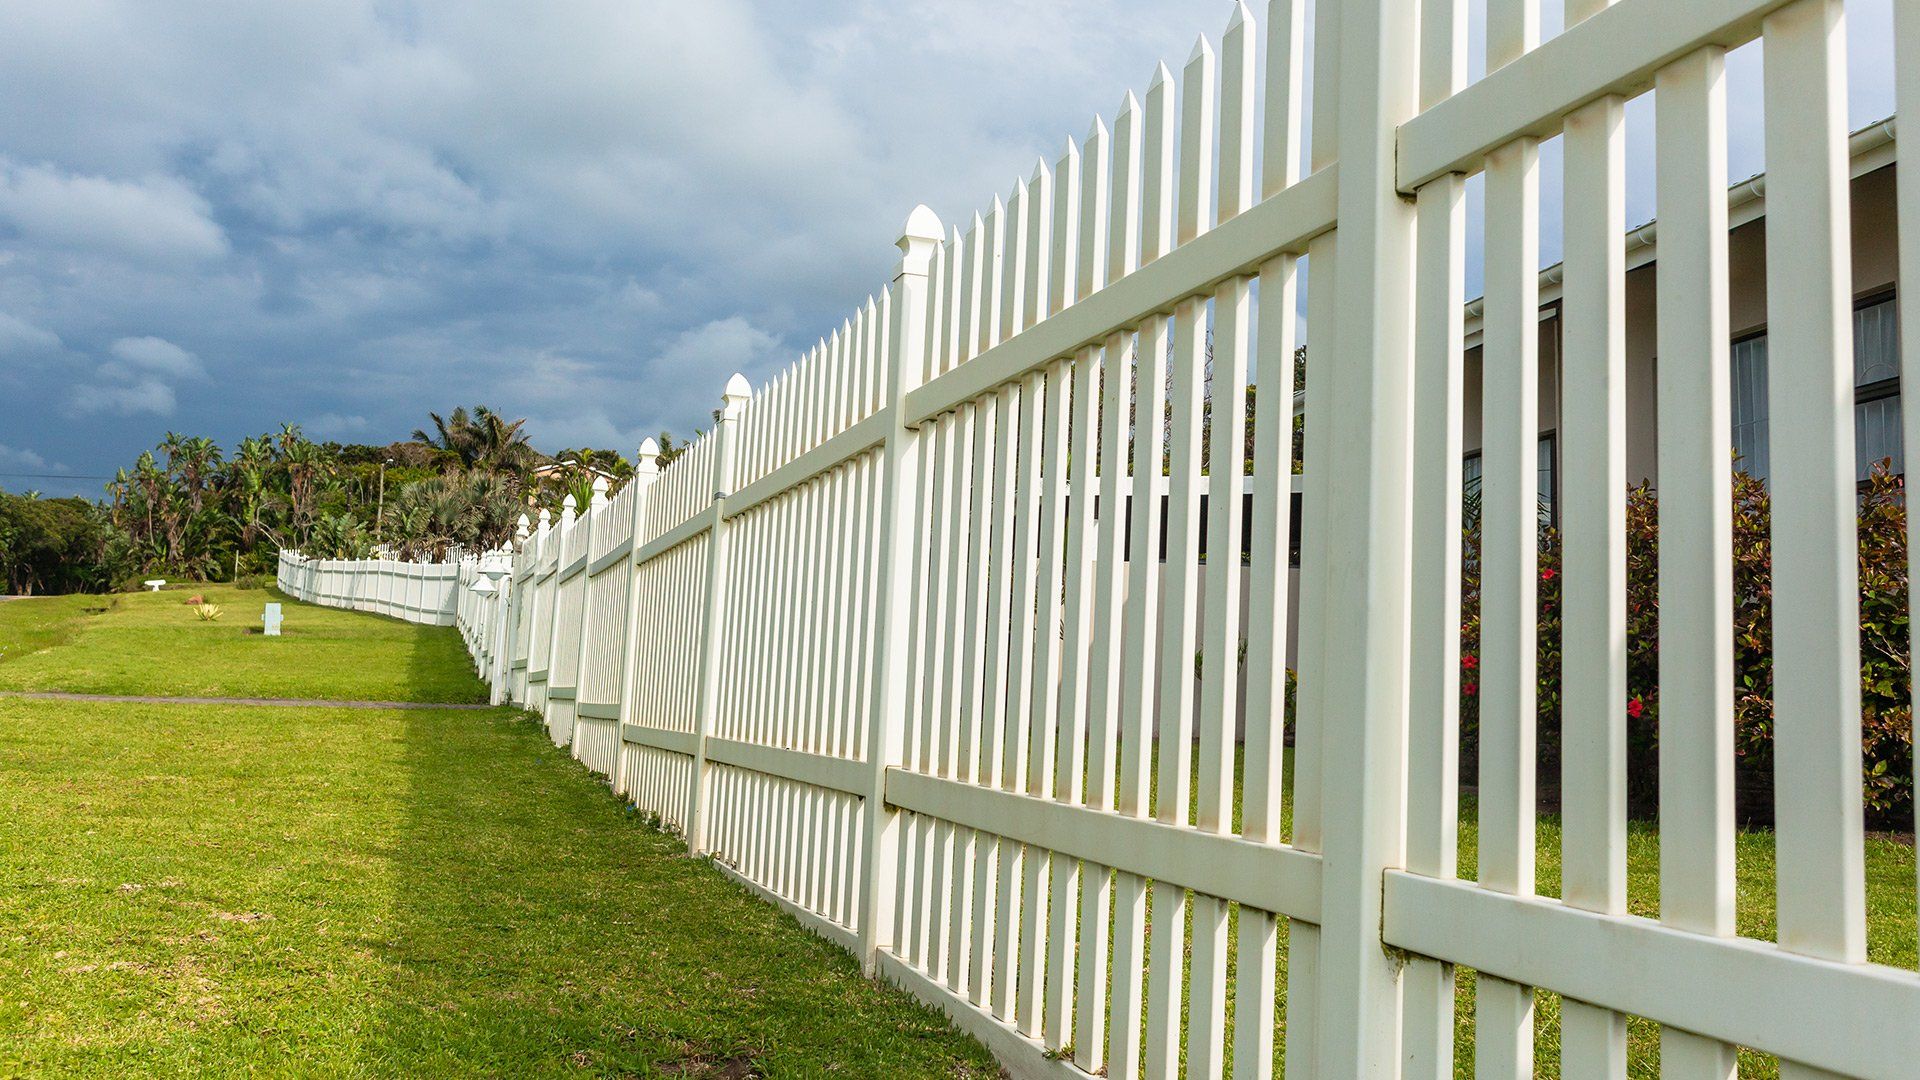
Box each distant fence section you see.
[276,550,459,626]
[279,0,1920,1075]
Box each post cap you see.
[897,205,943,274]
[901,204,942,243]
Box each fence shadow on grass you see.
[373,645,999,1077]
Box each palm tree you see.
[281,437,329,541]
[412,405,536,474]
[385,472,527,560]
[412,407,477,465]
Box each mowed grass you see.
[0,591,998,1078]
[0,585,484,703]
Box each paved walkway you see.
[0,690,496,710]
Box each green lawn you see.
[0,585,484,703]
[0,590,998,1078]
[3,588,1911,1078]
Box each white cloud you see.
[0,443,51,470]
[654,316,783,379]
[68,336,202,417]
[0,312,60,353]
[70,377,176,417]
[0,160,228,262]
[307,412,369,437]
[109,335,203,378]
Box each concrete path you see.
[0,691,496,710]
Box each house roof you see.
[1461,115,1898,335]
[1291,115,1899,418]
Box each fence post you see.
[528,507,554,708]
[496,516,532,706]
[1310,0,1419,1072]
[565,477,611,762]
[685,374,754,854]
[854,205,941,976]
[610,441,661,796]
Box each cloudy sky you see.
[0,0,1898,498]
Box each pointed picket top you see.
[1050,136,1082,313]
[589,474,611,509]
[514,514,531,542]
[1032,156,1051,185]
[1179,33,1219,245]
[1111,89,1145,282]
[560,492,578,525]
[1143,59,1178,264]
[1218,0,1258,220]
[1078,114,1111,299]
[537,507,552,529]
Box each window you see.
[1731,333,1770,481]
[1727,293,1902,484]
[1854,296,1902,478]
[1462,433,1556,525]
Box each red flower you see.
[1462,681,1478,696]
[1540,568,1557,581]
[1461,655,1479,671]
[1628,697,1644,720]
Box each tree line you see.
[0,406,690,596]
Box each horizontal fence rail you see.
[280,0,1920,1074]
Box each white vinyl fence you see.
[279,0,1920,1074]
[276,550,460,626]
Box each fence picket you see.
[1655,44,1741,1079]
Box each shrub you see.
[1459,461,1912,828]
[195,603,223,622]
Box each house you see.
[530,460,622,485]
